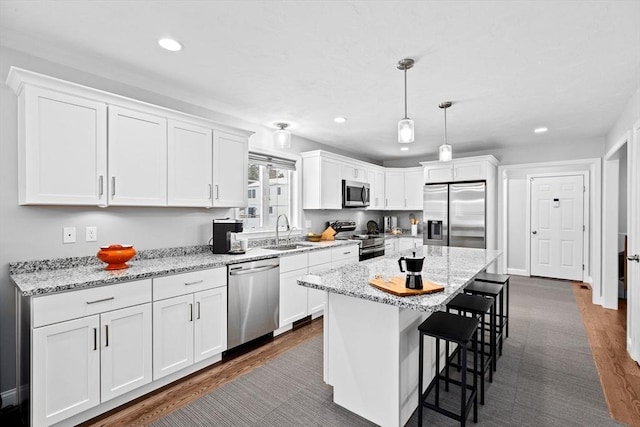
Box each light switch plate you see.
[63,227,76,244]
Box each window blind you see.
[248,152,297,171]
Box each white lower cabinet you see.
[152,268,227,380]
[31,281,153,427]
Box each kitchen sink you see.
[263,243,313,251]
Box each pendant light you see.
[273,123,291,149]
[438,101,453,161]
[397,58,415,143]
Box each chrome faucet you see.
[275,214,290,247]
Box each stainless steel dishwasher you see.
[227,258,280,349]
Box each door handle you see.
[628,254,640,263]
[532,230,537,234]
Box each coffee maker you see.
[398,252,425,289]
[212,219,243,253]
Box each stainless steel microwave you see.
[342,180,370,208]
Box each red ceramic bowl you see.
[97,244,136,270]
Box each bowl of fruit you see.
[306,232,322,242]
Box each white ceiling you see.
[1,0,639,162]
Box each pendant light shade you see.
[273,123,291,149]
[438,101,453,161]
[397,58,415,143]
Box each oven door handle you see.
[360,246,385,255]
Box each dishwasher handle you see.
[229,264,279,276]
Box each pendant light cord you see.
[443,106,447,145]
[403,68,408,119]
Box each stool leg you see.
[445,340,450,392]
[491,301,497,372]
[418,332,424,427]
[435,338,440,407]
[506,280,510,337]
[499,289,504,356]
[479,313,485,405]
[473,335,478,423]
[461,342,467,427]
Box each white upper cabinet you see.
[368,167,385,210]
[17,86,107,205]
[212,130,248,207]
[384,170,405,209]
[302,152,342,209]
[6,67,252,208]
[404,167,424,210]
[168,120,213,207]
[108,106,168,206]
[422,156,497,183]
[341,163,368,182]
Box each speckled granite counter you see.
[298,245,501,312]
[10,240,358,297]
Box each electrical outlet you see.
[63,227,76,244]
[86,226,97,242]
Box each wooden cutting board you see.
[369,276,444,296]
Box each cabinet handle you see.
[215,185,220,200]
[189,303,193,321]
[405,198,407,208]
[98,176,104,197]
[185,279,204,286]
[105,325,109,347]
[111,177,116,197]
[385,198,388,207]
[86,296,115,305]
[208,184,213,200]
[93,328,97,351]
[197,301,201,319]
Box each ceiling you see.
[1,1,639,162]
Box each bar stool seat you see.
[464,280,505,371]
[418,311,479,427]
[446,293,495,405]
[474,272,510,337]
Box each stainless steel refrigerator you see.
[423,181,486,248]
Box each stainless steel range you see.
[330,220,385,261]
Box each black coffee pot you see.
[398,252,425,289]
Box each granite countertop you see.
[10,240,359,297]
[298,245,501,312]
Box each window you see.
[238,152,297,231]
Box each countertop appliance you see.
[227,258,280,349]
[398,252,425,289]
[212,219,243,254]
[342,180,370,208]
[331,219,385,261]
[423,181,486,248]
[382,216,398,233]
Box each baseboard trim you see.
[507,268,528,276]
[1,388,16,408]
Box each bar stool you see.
[475,272,510,337]
[464,281,505,371]
[418,311,479,427]
[446,293,495,405]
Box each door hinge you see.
[582,264,585,270]
[583,225,585,232]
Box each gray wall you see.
[605,87,640,153]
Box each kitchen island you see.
[298,245,501,427]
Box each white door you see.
[153,294,194,379]
[530,175,584,281]
[22,86,107,205]
[167,120,213,207]
[32,316,100,426]
[385,171,405,209]
[404,168,424,210]
[100,304,152,402]
[212,130,247,207]
[279,268,309,325]
[628,120,640,363]
[108,106,167,206]
[194,287,227,363]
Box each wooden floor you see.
[573,283,640,426]
[80,318,323,427]
[81,285,640,427]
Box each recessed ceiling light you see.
[400,147,409,151]
[158,38,183,52]
[534,127,548,134]
[334,116,347,123]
